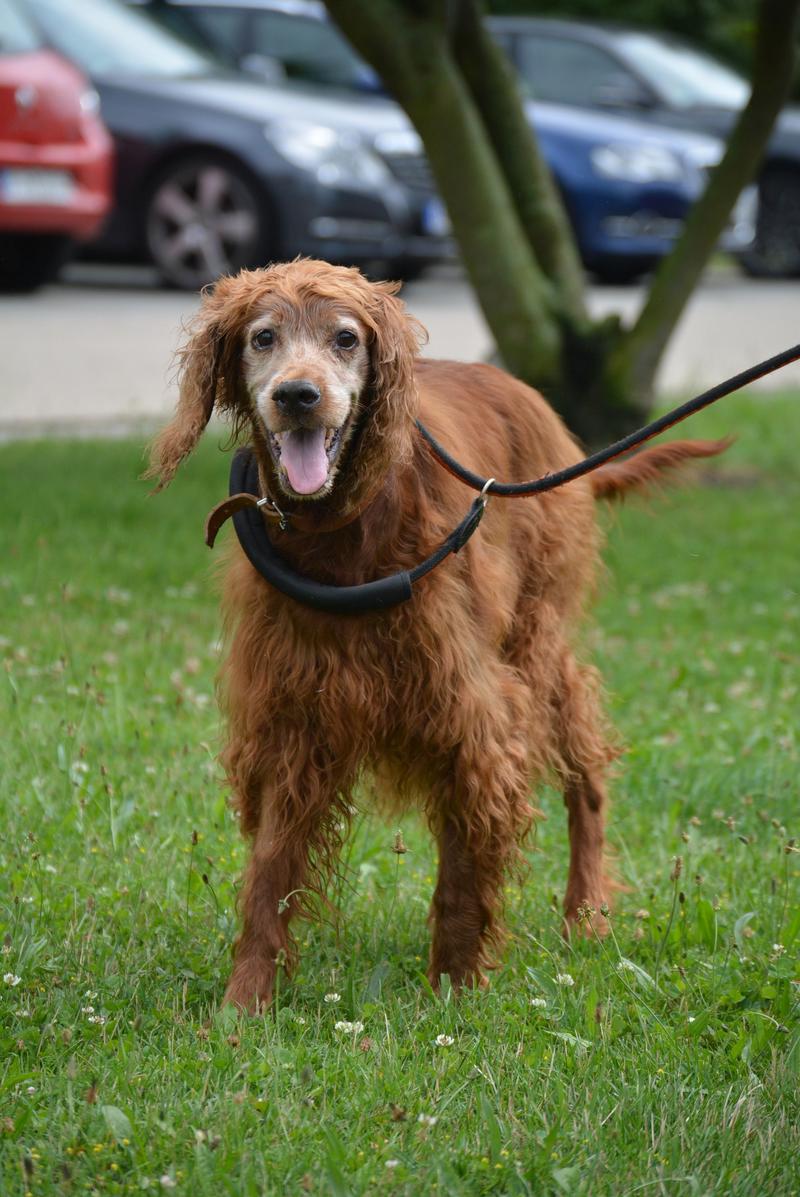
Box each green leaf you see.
[553,1164,582,1191]
[101,1105,133,1142]
[696,898,717,952]
[364,960,390,1003]
[545,1030,592,1051]
[617,958,657,989]
[480,1093,503,1160]
[733,911,756,954]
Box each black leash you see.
[223,342,800,616]
[416,341,800,496]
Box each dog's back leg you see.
[553,651,618,935]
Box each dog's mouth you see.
[267,421,348,497]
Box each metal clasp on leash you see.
[452,477,495,552]
[256,494,288,532]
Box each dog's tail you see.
[589,438,731,501]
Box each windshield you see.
[617,33,750,109]
[0,0,42,54]
[26,0,213,76]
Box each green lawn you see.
[1,392,798,1196]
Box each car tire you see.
[588,258,652,286]
[145,154,273,290]
[739,167,800,279]
[0,233,73,292]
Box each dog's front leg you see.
[223,808,310,1013]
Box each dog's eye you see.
[252,328,274,350]
[335,329,358,350]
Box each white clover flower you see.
[530,997,547,1008]
[417,1113,438,1126]
[294,1015,307,1025]
[771,943,786,957]
[81,1005,95,1014]
[385,1160,400,1169]
[26,1085,36,1094]
[334,1019,365,1035]
[323,992,341,1004]
[85,990,97,1000]
[3,973,21,987]
[434,1034,454,1047]
[160,1176,176,1189]
[616,960,636,973]
[688,1016,696,1023]
[556,973,575,987]
[87,1015,106,1025]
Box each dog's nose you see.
[273,379,321,415]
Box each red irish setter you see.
[149,258,723,1011]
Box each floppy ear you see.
[145,275,247,489]
[366,280,426,465]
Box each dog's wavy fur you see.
[149,259,727,1011]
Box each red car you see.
[0,0,112,289]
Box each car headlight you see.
[266,119,390,187]
[590,143,686,183]
[79,88,101,115]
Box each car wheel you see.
[0,233,73,292]
[739,168,800,279]
[145,155,271,289]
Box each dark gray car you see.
[22,0,451,288]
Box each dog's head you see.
[148,259,425,505]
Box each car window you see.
[26,0,213,76]
[0,0,42,54]
[249,11,375,90]
[616,33,749,109]
[516,35,642,107]
[183,6,244,61]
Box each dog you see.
[149,258,725,1011]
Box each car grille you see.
[381,152,435,196]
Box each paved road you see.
[1,262,798,439]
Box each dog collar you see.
[205,447,490,616]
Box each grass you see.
[0,390,798,1196]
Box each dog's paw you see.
[562,895,610,939]
[223,963,274,1015]
[426,965,490,995]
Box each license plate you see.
[0,168,76,206]
[421,196,451,237]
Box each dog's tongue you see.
[279,427,329,495]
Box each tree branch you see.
[615,0,800,398]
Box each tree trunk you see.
[448,0,588,326]
[612,0,800,401]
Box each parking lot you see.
[1,262,798,440]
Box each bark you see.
[448,0,588,325]
[613,0,800,400]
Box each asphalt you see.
[1,263,798,440]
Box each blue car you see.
[136,0,755,281]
